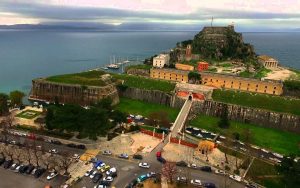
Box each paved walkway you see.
[171,99,192,137]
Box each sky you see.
[0,0,300,30]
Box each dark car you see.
[99,180,111,186]
[203,182,216,188]
[0,158,5,165]
[67,143,77,148]
[34,168,46,178]
[52,140,62,145]
[157,157,166,164]
[77,144,86,149]
[26,165,35,174]
[3,160,13,169]
[176,161,188,167]
[92,173,103,183]
[19,165,29,173]
[200,166,212,172]
[126,179,138,188]
[111,172,118,178]
[133,154,143,160]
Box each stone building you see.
[175,63,194,71]
[185,44,192,61]
[201,72,283,95]
[150,68,189,83]
[153,54,170,68]
[258,55,278,69]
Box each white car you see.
[196,133,203,138]
[215,169,226,175]
[261,149,269,153]
[72,154,80,160]
[47,172,58,180]
[191,179,202,186]
[219,135,226,139]
[106,167,117,175]
[102,150,112,155]
[103,176,114,182]
[273,153,284,159]
[251,145,260,149]
[49,149,58,154]
[191,163,197,168]
[229,174,242,182]
[85,169,93,177]
[89,170,97,179]
[139,162,150,168]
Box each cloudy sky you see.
[0,0,300,30]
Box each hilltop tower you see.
[185,44,192,61]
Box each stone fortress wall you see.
[29,79,119,106]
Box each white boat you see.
[107,64,119,69]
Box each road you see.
[171,99,192,137]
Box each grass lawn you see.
[112,74,175,92]
[254,68,272,79]
[190,114,300,155]
[125,64,152,70]
[115,97,179,122]
[15,110,41,119]
[212,89,300,116]
[46,70,107,86]
[239,70,253,78]
[246,159,284,188]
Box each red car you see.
[156,151,161,158]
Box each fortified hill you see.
[191,25,256,60]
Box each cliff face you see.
[191,26,255,60]
[30,79,119,105]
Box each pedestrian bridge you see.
[170,98,193,137]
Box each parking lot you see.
[0,166,65,188]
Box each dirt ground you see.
[265,67,296,80]
[99,133,161,155]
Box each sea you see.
[0,30,299,96]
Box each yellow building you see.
[175,63,194,71]
[150,68,189,83]
[258,55,278,69]
[201,72,283,95]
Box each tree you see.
[161,162,177,184]
[188,71,201,84]
[110,110,127,125]
[197,140,215,162]
[218,104,230,128]
[276,155,300,187]
[148,111,171,128]
[0,93,9,115]
[59,151,74,176]
[0,113,14,145]
[9,90,25,107]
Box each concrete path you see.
[171,99,192,138]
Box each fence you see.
[140,128,163,139]
[170,137,198,148]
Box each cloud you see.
[0,0,300,29]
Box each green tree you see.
[188,71,201,83]
[110,110,127,125]
[276,155,300,187]
[9,90,25,107]
[218,104,230,128]
[0,93,9,115]
[95,97,113,110]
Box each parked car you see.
[146,172,156,178]
[102,150,112,155]
[77,144,86,150]
[200,166,212,172]
[3,160,13,169]
[94,160,104,168]
[26,164,35,174]
[100,165,111,173]
[176,161,187,167]
[103,176,114,182]
[191,179,202,186]
[203,182,216,188]
[52,140,62,145]
[156,151,161,158]
[229,174,242,182]
[0,158,6,165]
[89,170,97,179]
[191,163,197,168]
[139,162,150,168]
[137,174,148,182]
[15,165,22,172]
[106,167,117,176]
[47,171,58,180]
[85,169,93,177]
[157,157,166,164]
[19,165,29,173]
[72,154,80,160]
[126,179,138,188]
[34,168,46,178]
[119,153,129,159]
[10,163,19,170]
[67,143,77,148]
[133,154,143,160]
[49,149,58,154]
[177,176,188,184]
[97,163,106,170]
[92,173,103,183]
[215,169,226,175]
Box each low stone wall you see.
[195,100,300,133]
[119,87,173,106]
[126,68,150,77]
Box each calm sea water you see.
[0,30,299,95]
